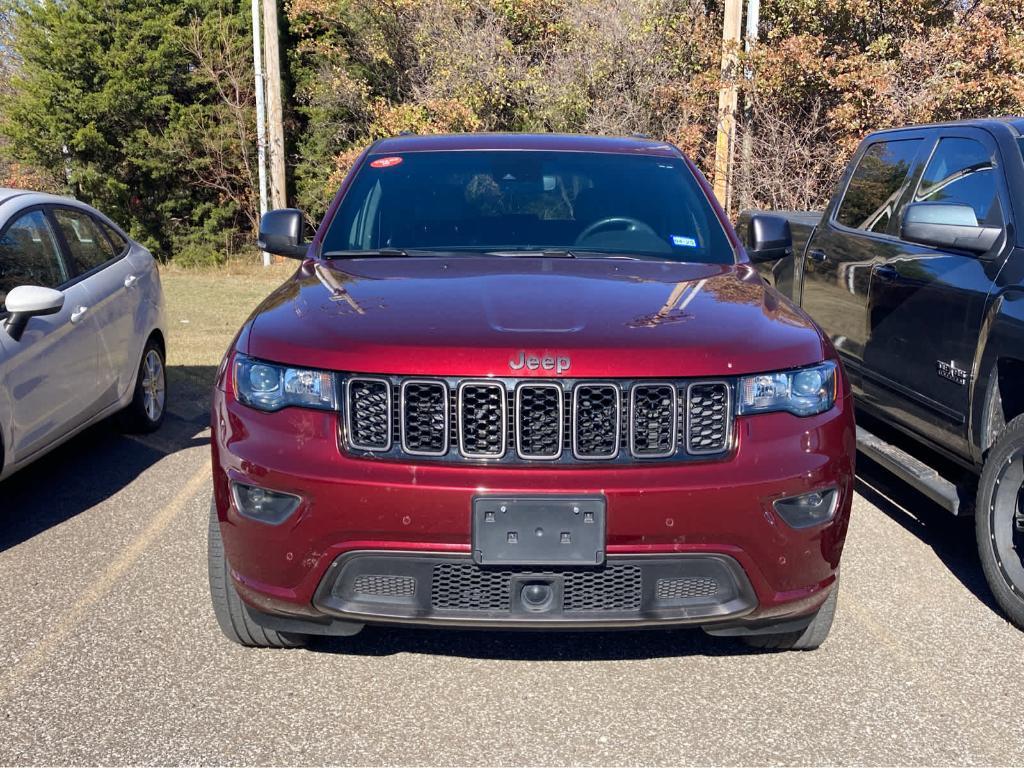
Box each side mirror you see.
[4,285,64,341]
[746,214,793,263]
[901,202,1002,255]
[258,209,308,259]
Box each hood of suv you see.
[244,258,828,378]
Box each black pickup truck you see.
[739,118,1024,629]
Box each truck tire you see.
[743,579,838,651]
[976,414,1024,630]
[117,338,166,433]
[208,498,306,649]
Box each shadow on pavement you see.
[308,624,758,660]
[0,365,215,553]
[854,453,998,614]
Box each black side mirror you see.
[746,214,793,263]
[900,202,1002,255]
[258,209,308,259]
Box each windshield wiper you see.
[483,249,576,258]
[321,248,410,258]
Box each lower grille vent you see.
[430,563,643,612]
[656,576,719,600]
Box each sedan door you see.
[50,206,137,407]
[0,207,100,463]
[862,128,1011,455]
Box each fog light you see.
[773,488,838,529]
[231,482,301,525]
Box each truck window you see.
[913,137,999,225]
[835,139,923,234]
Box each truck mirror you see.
[900,202,1002,255]
[258,209,309,259]
[746,214,793,263]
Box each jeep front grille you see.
[343,376,733,464]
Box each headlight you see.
[233,353,337,412]
[738,361,837,417]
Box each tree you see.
[0,0,257,262]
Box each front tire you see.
[208,498,306,649]
[117,339,166,433]
[976,414,1024,630]
[742,579,839,651]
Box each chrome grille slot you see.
[515,383,563,459]
[346,377,392,451]
[458,382,507,458]
[401,380,449,456]
[573,384,620,459]
[343,375,733,463]
[686,381,731,454]
[629,384,677,457]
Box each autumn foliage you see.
[1,0,1022,261]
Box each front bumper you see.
[211,383,855,632]
[312,552,756,629]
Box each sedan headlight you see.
[233,353,337,412]
[738,361,838,417]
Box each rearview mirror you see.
[746,214,793,263]
[4,285,65,341]
[901,202,1002,255]
[258,209,308,259]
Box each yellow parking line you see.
[0,464,209,701]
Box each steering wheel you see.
[575,216,659,245]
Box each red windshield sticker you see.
[370,156,403,169]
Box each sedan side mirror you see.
[746,214,793,263]
[258,209,309,259]
[4,285,64,341]
[901,202,1002,255]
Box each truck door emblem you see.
[509,351,570,374]
[936,359,968,386]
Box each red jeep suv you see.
[209,134,854,651]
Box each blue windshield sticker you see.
[671,235,697,248]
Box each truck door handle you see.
[70,306,89,323]
[808,249,827,263]
[874,264,898,281]
[124,274,139,289]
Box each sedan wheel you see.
[141,349,166,423]
[118,339,167,433]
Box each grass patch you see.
[160,260,295,410]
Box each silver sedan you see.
[0,189,167,481]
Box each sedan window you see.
[53,207,115,275]
[0,210,67,311]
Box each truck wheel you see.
[743,580,838,651]
[117,339,166,433]
[208,498,306,649]
[976,414,1024,630]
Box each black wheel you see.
[743,579,839,651]
[976,414,1024,629]
[117,338,166,433]
[208,497,306,649]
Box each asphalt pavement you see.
[1,375,1022,766]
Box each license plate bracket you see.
[471,496,606,566]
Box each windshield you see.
[322,150,734,263]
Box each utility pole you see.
[262,0,287,212]
[251,0,270,267]
[739,0,760,211]
[713,0,744,212]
